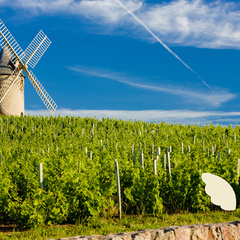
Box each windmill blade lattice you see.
[0,19,57,116]
[27,69,57,115]
[0,67,23,104]
[0,19,24,64]
[0,70,24,116]
[21,30,51,68]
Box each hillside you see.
[0,115,239,228]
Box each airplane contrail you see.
[115,0,212,90]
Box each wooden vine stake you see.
[153,159,157,175]
[227,149,230,156]
[167,152,172,181]
[164,154,166,169]
[153,154,158,175]
[140,150,144,168]
[237,159,240,184]
[134,152,136,167]
[114,159,122,219]
[39,163,43,189]
[157,147,160,156]
[181,143,184,154]
[212,145,214,156]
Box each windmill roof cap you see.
[0,47,14,75]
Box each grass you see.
[0,210,240,240]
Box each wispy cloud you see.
[2,0,240,49]
[1,0,141,23]
[115,0,212,90]
[25,108,240,125]
[139,0,240,49]
[67,65,235,107]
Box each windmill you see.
[0,19,57,116]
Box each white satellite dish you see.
[202,172,236,211]
[0,19,57,116]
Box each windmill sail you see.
[0,19,24,65]
[27,69,57,115]
[0,19,57,116]
[21,30,51,68]
[0,65,23,104]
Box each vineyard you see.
[0,115,240,228]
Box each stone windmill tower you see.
[0,46,25,115]
[0,19,57,116]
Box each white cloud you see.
[67,65,235,106]
[2,0,142,23]
[140,0,240,48]
[25,108,240,125]
[2,0,240,49]
[75,0,142,24]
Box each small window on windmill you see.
[20,78,23,91]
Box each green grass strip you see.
[0,210,239,240]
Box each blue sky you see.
[1,0,240,125]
